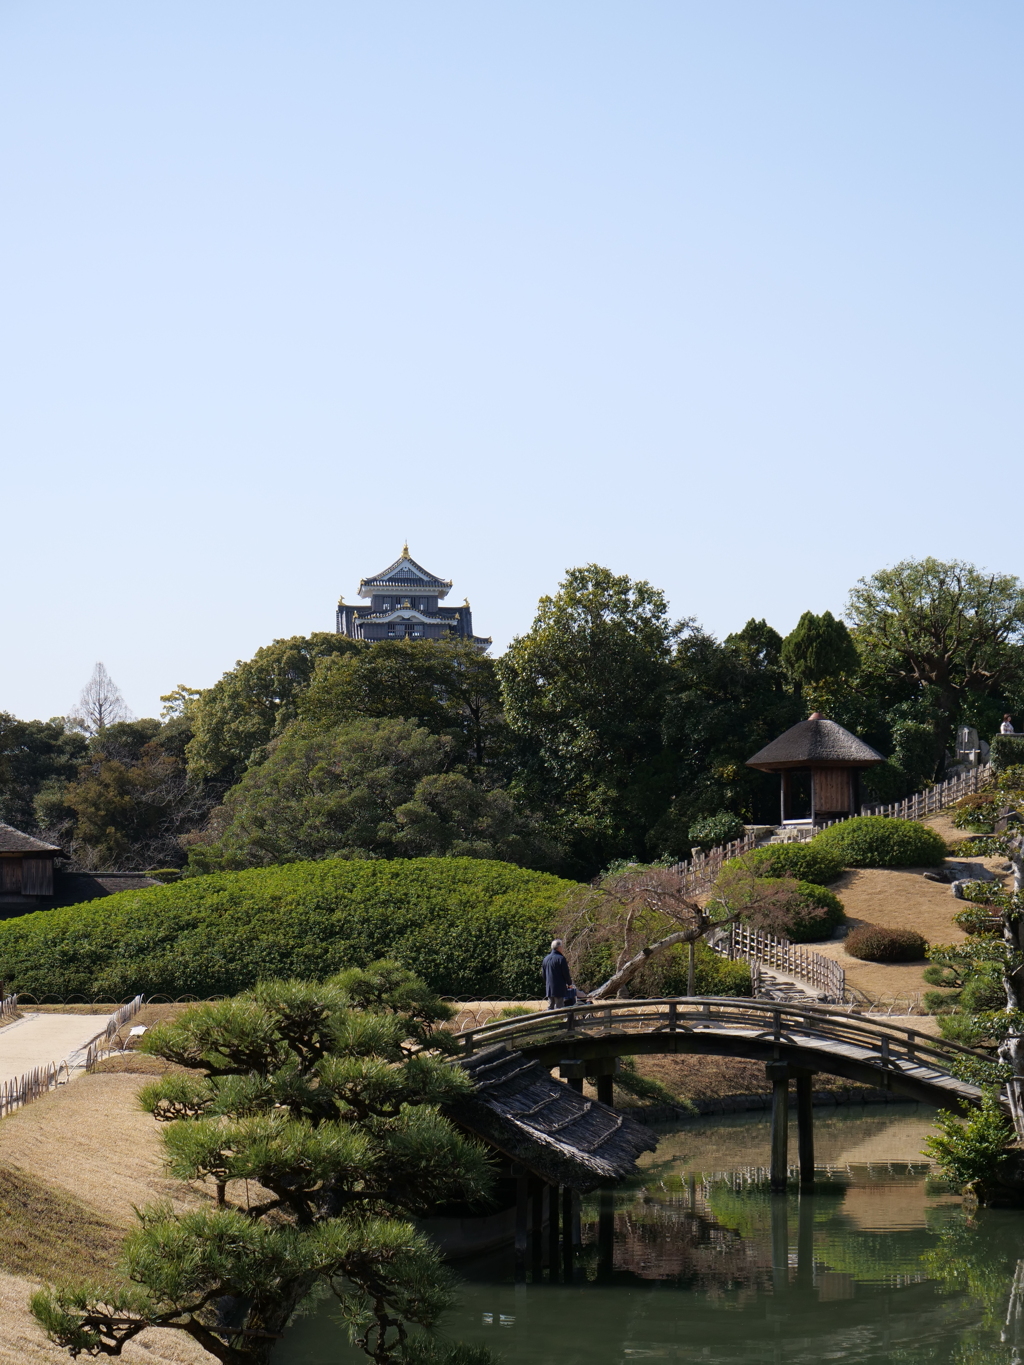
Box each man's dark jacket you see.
[541,949,573,999]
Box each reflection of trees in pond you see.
[583,1172,970,1292]
[923,1214,1024,1364]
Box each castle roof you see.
[746,714,885,771]
[358,545,453,600]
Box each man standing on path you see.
[542,938,573,1010]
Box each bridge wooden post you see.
[559,1059,585,1094]
[530,1177,544,1281]
[795,1070,815,1188]
[547,1183,560,1282]
[561,1186,575,1281]
[766,1062,789,1192]
[597,1188,615,1280]
[513,1164,528,1283]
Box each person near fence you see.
[1002,715,1016,735]
[542,939,574,1010]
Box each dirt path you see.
[0,1012,111,1079]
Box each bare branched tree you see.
[68,662,133,735]
[559,860,804,1000]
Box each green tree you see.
[0,713,87,831]
[32,964,495,1365]
[299,639,508,769]
[189,718,548,873]
[654,620,800,848]
[185,634,363,784]
[497,565,682,871]
[781,610,860,687]
[37,720,217,871]
[847,558,1024,751]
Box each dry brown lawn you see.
[0,1073,214,1364]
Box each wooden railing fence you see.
[0,993,19,1025]
[861,763,994,821]
[710,924,846,1003]
[0,1061,70,1118]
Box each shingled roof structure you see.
[0,825,62,854]
[746,714,884,771]
[446,1045,657,1191]
[336,546,490,648]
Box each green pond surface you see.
[277,1104,1024,1364]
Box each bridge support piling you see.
[513,1166,528,1283]
[795,1070,815,1188]
[766,1062,789,1192]
[561,1187,575,1281]
[597,1188,615,1280]
[530,1177,544,1281]
[547,1184,560,1282]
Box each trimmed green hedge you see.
[0,859,579,1001]
[727,843,845,887]
[810,815,946,868]
[992,735,1024,773]
[786,882,846,943]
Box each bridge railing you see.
[452,996,988,1089]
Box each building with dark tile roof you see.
[336,546,490,647]
[0,822,159,918]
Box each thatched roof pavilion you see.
[446,1045,657,1191]
[746,713,884,826]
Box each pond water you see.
[278,1104,1024,1364]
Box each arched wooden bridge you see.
[454,997,988,1111]
[451,997,995,1194]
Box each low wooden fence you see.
[862,763,993,821]
[710,924,846,1003]
[0,1061,70,1118]
[0,993,19,1025]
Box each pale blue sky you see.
[2,2,1022,721]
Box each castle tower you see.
[336,547,491,647]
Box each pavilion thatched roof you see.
[746,715,884,772]
[446,1045,657,1192]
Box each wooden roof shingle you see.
[446,1045,657,1191]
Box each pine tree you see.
[32,963,495,1365]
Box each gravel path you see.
[0,1012,111,1079]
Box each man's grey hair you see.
[551,939,563,950]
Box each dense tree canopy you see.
[188,718,548,873]
[847,558,1024,748]
[498,565,682,871]
[0,714,86,831]
[6,554,1023,877]
[184,633,361,784]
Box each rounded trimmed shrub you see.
[785,881,846,943]
[688,811,745,852]
[811,816,946,869]
[844,925,927,963]
[729,843,845,887]
[0,858,580,1001]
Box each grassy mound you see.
[728,843,845,887]
[811,816,946,868]
[0,858,579,1001]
